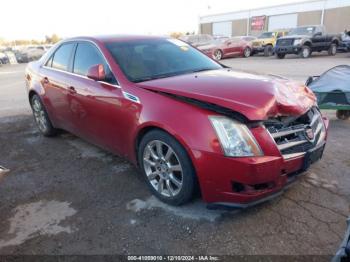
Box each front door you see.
[67,42,125,154]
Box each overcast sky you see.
[1,0,306,40]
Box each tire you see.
[138,130,197,206]
[328,43,337,56]
[264,45,273,57]
[300,45,311,58]
[336,110,350,120]
[243,47,251,58]
[276,53,286,59]
[213,49,223,60]
[30,94,57,136]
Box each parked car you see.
[16,45,49,63]
[0,52,9,64]
[252,30,288,56]
[275,25,341,58]
[25,35,329,207]
[199,36,255,60]
[179,34,214,47]
[338,31,350,52]
[212,35,229,41]
[333,218,350,262]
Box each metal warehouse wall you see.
[200,23,212,35]
[232,19,248,36]
[324,6,350,33]
[297,10,322,26]
[199,0,350,36]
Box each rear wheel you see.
[336,110,350,120]
[138,130,196,206]
[30,94,57,136]
[243,47,251,58]
[264,45,273,57]
[328,43,337,56]
[300,45,311,58]
[276,53,286,59]
[213,49,223,60]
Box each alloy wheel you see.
[214,50,222,60]
[143,140,183,197]
[32,98,48,133]
[331,45,336,55]
[244,48,251,57]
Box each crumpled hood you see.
[137,69,316,121]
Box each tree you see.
[169,32,184,39]
[45,34,61,44]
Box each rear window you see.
[258,32,274,39]
[51,43,75,71]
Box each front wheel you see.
[138,130,197,206]
[300,45,311,58]
[264,45,273,57]
[243,47,252,58]
[328,43,337,56]
[336,110,350,120]
[30,94,57,136]
[276,53,286,59]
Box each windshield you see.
[106,38,222,83]
[258,32,274,39]
[289,26,315,35]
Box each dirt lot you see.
[0,53,349,257]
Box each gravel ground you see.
[0,54,349,256]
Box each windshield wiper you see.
[132,68,216,83]
[190,68,216,73]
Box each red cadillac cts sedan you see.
[25,35,329,208]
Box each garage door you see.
[268,13,297,31]
[212,21,232,37]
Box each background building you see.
[199,0,350,36]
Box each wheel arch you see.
[331,39,339,46]
[134,124,197,169]
[28,90,38,101]
[303,41,312,47]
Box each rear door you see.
[41,42,76,131]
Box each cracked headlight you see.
[209,116,263,157]
[293,39,302,46]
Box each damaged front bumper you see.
[195,108,329,209]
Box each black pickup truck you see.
[275,25,341,58]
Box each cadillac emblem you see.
[305,126,315,142]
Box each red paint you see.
[199,38,253,58]
[25,35,329,206]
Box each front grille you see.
[265,107,326,159]
[277,39,293,46]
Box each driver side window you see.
[73,42,118,84]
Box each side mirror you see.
[314,32,322,37]
[87,64,106,81]
[305,76,313,86]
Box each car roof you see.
[62,35,167,44]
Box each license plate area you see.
[302,143,325,171]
